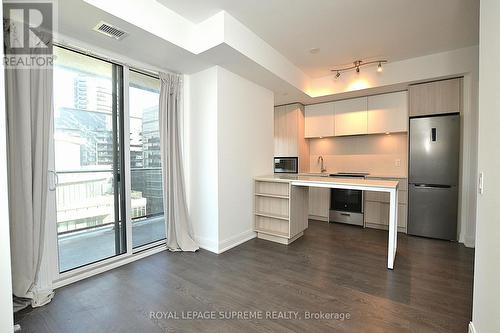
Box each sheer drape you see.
[159,72,198,252]
[5,64,55,310]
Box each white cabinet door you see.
[367,91,408,134]
[304,102,335,138]
[334,97,368,136]
[308,187,330,219]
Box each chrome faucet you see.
[317,156,327,173]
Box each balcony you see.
[58,215,165,272]
[56,168,166,272]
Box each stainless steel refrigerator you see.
[408,114,460,240]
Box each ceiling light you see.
[309,48,320,54]
[331,59,387,77]
[377,62,383,72]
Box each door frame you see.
[46,45,167,288]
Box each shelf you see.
[254,212,289,220]
[254,193,289,199]
[255,181,289,197]
[254,228,289,238]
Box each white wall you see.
[0,3,14,330]
[472,0,500,332]
[185,67,220,252]
[217,67,274,251]
[185,66,274,253]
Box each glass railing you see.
[130,167,166,248]
[56,168,166,271]
[55,168,165,234]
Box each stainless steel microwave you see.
[274,157,298,174]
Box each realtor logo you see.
[3,1,54,68]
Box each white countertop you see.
[255,174,399,190]
[299,172,407,179]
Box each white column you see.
[387,188,398,269]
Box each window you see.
[129,70,166,248]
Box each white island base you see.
[254,175,399,269]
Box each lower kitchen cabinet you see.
[308,187,330,221]
[364,177,408,233]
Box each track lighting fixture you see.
[332,59,387,78]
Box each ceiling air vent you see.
[93,21,128,40]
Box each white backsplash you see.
[309,133,408,177]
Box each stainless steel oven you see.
[329,173,368,226]
[274,157,298,174]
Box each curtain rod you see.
[52,41,176,79]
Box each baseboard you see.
[308,215,329,222]
[365,222,407,233]
[468,321,476,333]
[218,229,256,254]
[195,235,219,254]
[464,236,475,248]
[257,231,303,245]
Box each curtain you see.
[159,72,198,252]
[5,65,54,310]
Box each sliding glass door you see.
[51,46,167,274]
[53,46,126,272]
[128,70,166,248]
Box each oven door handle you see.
[340,213,351,216]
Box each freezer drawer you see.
[408,184,458,240]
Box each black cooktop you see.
[329,172,370,178]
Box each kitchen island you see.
[254,174,400,269]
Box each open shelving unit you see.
[254,179,308,244]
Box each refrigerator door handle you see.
[412,183,452,189]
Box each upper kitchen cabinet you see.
[409,78,462,117]
[304,102,335,138]
[367,91,408,134]
[274,103,309,172]
[334,97,368,136]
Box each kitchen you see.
[7,1,494,332]
[255,77,463,266]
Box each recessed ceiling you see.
[57,0,210,74]
[157,0,479,78]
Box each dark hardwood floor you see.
[15,221,474,333]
